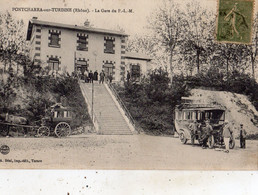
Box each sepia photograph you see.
[0,0,257,171]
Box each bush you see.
[185,69,258,110]
[0,68,92,130]
[113,68,190,135]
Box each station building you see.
[26,17,151,82]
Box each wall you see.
[125,58,150,76]
[30,25,123,81]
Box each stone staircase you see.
[80,82,133,135]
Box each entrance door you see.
[103,63,113,81]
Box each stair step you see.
[80,82,133,135]
[101,126,130,129]
[101,132,132,135]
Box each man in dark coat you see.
[201,119,213,149]
[99,70,105,84]
[188,119,200,145]
[94,70,98,81]
[109,73,113,83]
[239,124,247,149]
[89,70,93,83]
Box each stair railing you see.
[79,81,101,133]
[107,83,139,133]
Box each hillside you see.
[190,89,258,136]
[0,72,92,134]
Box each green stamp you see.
[216,0,254,44]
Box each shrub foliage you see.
[0,67,92,129]
[113,68,190,135]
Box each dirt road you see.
[0,134,257,170]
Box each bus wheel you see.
[229,135,235,149]
[179,132,187,144]
[208,135,215,149]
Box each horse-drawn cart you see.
[37,103,72,137]
[0,103,73,138]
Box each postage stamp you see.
[216,0,254,44]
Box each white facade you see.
[26,18,127,81]
[124,52,152,80]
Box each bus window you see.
[187,112,191,120]
[64,111,68,118]
[193,111,197,120]
[205,111,211,119]
[197,111,201,120]
[176,111,182,120]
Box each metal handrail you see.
[79,81,100,131]
[107,83,139,133]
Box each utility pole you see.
[92,51,97,121]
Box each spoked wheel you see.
[37,126,50,137]
[229,135,235,149]
[54,122,71,137]
[179,131,187,144]
[0,124,9,136]
[207,135,215,149]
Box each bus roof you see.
[176,103,226,111]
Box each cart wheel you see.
[207,135,215,149]
[179,131,187,144]
[37,126,50,137]
[55,122,71,137]
[229,135,235,149]
[0,124,9,136]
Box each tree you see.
[181,2,215,74]
[148,0,184,85]
[247,13,258,79]
[211,42,250,79]
[126,35,167,69]
[0,11,28,74]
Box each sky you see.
[0,0,257,36]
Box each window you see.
[50,33,59,46]
[48,58,60,71]
[49,31,61,47]
[104,39,115,54]
[76,60,88,73]
[131,64,141,79]
[77,34,88,51]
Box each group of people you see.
[188,119,247,153]
[83,70,113,84]
[84,70,99,83]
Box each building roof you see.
[124,52,152,61]
[26,19,128,40]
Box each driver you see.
[188,119,200,145]
[201,119,213,149]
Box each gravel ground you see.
[0,134,257,170]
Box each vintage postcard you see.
[0,0,257,170]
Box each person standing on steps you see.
[239,124,247,149]
[223,120,233,153]
[89,70,93,83]
[109,73,113,83]
[94,70,98,82]
[99,70,105,84]
[85,69,89,83]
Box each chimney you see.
[84,20,90,27]
[32,17,38,20]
